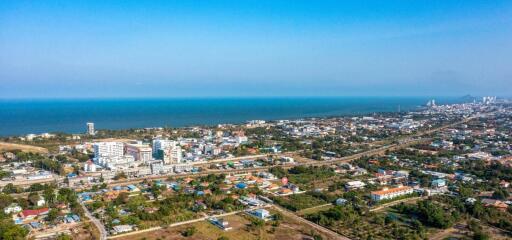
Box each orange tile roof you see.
[371,186,412,196]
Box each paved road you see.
[80,201,107,240]
[107,207,262,239]
[369,196,425,212]
[0,176,62,187]
[271,204,351,240]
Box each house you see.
[431,179,446,188]
[286,184,300,193]
[278,188,293,195]
[126,185,140,192]
[29,222,42,229]
[370,186,413,202]
[209,217,232,231]
[345,180,366,190]
[36,197,46,207]
[65,216,75,223]
[250,209,270,220]
[19,208,49,220]
[266,183,280,190]
[111,225,134,234]
[335,198,348,206]
[4,204,22,214]
[481,199,509,210]
[465,198,477,205]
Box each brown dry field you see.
[121,213,328,240]
[0,142,48,154]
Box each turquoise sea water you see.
[0,97,460,136]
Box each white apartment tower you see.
[87,122,95,135]
[152,139,176,154]
[152,139,182,164]
[93,142,124,159]
[165,146,182,164]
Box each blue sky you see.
[1,0,511,98]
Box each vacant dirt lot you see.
[121,213,328,240]
[0,142,48,154]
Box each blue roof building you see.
[251,209,270,220]
[432,179,446,188]
[30,222,41,228]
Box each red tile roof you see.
[21,208,49,217]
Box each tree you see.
[273,212,283,221]
[0,219,29,240]
[113,172,127,180]
[313,235,323,240]
[114,192,130,205]
[47,209,59,223]
[56,233,73,240]
[492,188,510,200]
[473,231,490,240]
[2,183,18,194]
[28,192,41,206]
[43,188,55,205]
[182,226,197,237]
[0,194,14,209]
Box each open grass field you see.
[120,212,328,240]
[0,142,48,154]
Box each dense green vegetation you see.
[307,204,427,239]
[392,200,459,229]
[271,193,327,211]
[0,186,82,240]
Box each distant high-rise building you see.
[426,99,436,108]
[86,122,95,135]
[482,96,496,105]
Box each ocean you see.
[0,97,460,136]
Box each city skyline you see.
[1,1,512,98]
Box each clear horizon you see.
[0,95,505,101]
[1,1,511,98]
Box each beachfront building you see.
[94,142,124,159]
[125,143,152,164]
[86,122,95,135]
[163,146,183,164]
[152,139,183,164]
[152,139,176,156]
[93,142,134,169]
[370,186,413,202]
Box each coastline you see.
[0,97,460,136]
